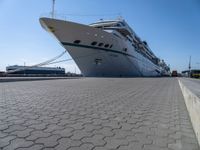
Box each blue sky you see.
[0,0,200,73]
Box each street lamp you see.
[188,56,191,77]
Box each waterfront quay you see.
[0,78,199,150]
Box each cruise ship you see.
[40,17,170,77]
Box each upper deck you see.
[90,19,167,68]
[89,19,134,38]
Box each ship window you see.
[110,44,113,48]
[116,24,121,27]
[132,44,137,49]
[98,43,104,47]
[74,40,81,44]
[104,44,109,48]
[91,41,97,46]
[123,48,127,52]
[121,22,125,26]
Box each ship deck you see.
[0,78,199,150]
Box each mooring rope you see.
[6,50,67,74]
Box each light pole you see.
[188,56,191,77]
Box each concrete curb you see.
[179,79,200,147]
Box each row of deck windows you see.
[91,41,113,49]
[73,40,113,49]
[73,40,130,54]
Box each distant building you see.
[6,65,65,75]
[66,72,83,77]
[182,69,200,78]
[0,71,5,77]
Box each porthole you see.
[98,43,103,47]
[91,41,97,46]
[73,40,81,44]
[104,44,109,48]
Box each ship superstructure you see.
[40,17,170,77]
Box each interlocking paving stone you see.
[52,127,73,138]
[71,130,93,140]
[35,134,61,147]
[26,130,51,141]
[3,138,33,150]
[118,141,143,150]
[67,143,94,150]
[0,78,199,150]
[10,128,34,138]
[104,137,129,149]
[55,138,82,150]
[0,135,16,148]
[81,134,106,147]
[16,144,43,150]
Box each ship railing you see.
[40,12,69,21]
[40,12,121,21]
[40,12,95,21]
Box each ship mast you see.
[52,0,55,18]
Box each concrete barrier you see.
[179,79,200,146]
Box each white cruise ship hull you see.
[40,18,162,77]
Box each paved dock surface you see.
[0,78,199,150]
